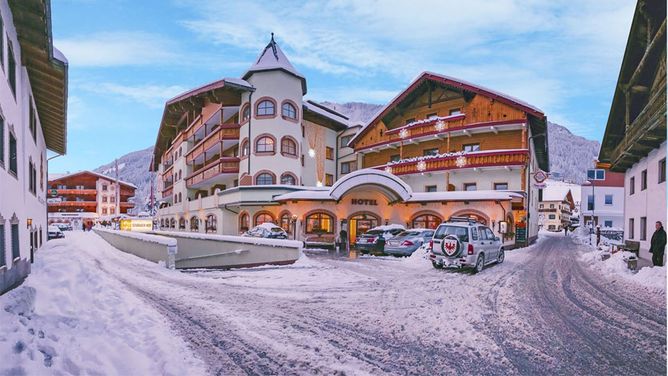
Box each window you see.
[281,138,297,156]
[102,184,108,191]
[596,170,605,180]
[109,207,115,214]
[256,173,274,185]
[255,136,275,153]
[641,169,647,190]
[240,104,250,122]
[411,214,441,229]
[0,116,4,166]
[550,203,555,209]
[449,108,461,116]
[325,173,334,186]
[102,208,107,215]
[254,212,274,226]
[463,143,480,152]
[11,223,18,260]
[425,185,437,192]
[587,195,594,211]
[405,118,415,125]
[110,196,116,203]
[549,214,556,220]
[640,217,647,240]
[282,102,297,119]
[239,213,250,232]
[540,204,544,208]
[280,173,296,185]
[206,215,217,233]
[241,139,250,157]
[426,113,438,119]
[102,196,107,203]
[28,162,35,194]
[423,148,439,157]
[0,16,4,69]
[305,212,333,234]
[604,220,613,228]
[659,158,666,183]
[8,41,16,97]
[588,169,605,180]
[29,99,36,142]
[280,213,291,234]
[8,131,16,176]
[538,188,543,202]
[256,100,275,116]
[629,218,634,239]
[494,183,508,190]
[326,147,334,160]
[604,194,613,205]
[390,154,400,162]
[0,223,5,267]
[340,161,356,175]
[629,177,635,195]
[190,216,199,232]
[340,135,353,148]
[464,183,477,191]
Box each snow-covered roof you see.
[48,170,137,189]
[303,100,349,128]
[242,34,306,94]
[370,224,405,231]
[541,185,573,202]
[273,189,333,201]
[408,191,523,202]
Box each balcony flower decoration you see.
[399,128,409,139]
[384,166,393,174]
[435,120,446,132]
[417,161,427,172]
[456,155,467,168]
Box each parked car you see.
[384,229,435,257]
[47,225,65,240]
[243,223,288,239]
[429,217,504,273]
[56,223,73,231]
[355,224,405,255]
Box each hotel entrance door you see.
[349,213,380,244]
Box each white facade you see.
[624,142,666,259]
[580,184,624,229]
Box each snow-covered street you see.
[1,231,666,375]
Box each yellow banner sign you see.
[120,219,153,232]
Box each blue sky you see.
[49,0,636,172]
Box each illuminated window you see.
[305,212,333,234]
[255,136,275,153]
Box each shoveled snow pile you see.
[0,237,207,375]
[580,249,667,292]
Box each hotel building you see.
[47,171,137,228]
[538,186,575,231]
[152,36,549,248]
[0,1,68,294]
[598,0,666,260]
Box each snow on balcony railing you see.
[186,157,240,188]
[378,149,529,176]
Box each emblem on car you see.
[443,239,458,256]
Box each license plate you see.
[388,240,398,246]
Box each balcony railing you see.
[48,201,97,207]
[378,149,529,176]
[186,124,241,164]
[163,159,174,170]
[186,157,240,188]
[162,186,174,199]
[120,202,134,208]
[55,188,96,195]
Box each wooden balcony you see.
[162,186,173,199]
[55,188,96,195]
[48,201,97,208]
[186,157,240,188]
[120,202,135,208]
[186,124,240,164]
[379,149,529,176]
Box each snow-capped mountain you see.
[92,103,600,208]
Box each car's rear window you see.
[270,227,283,232]
[364,230,383,235]
[398,231,421,237]
[433,225,469,242]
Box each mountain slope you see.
[93,146,155,212]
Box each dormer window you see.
[241,104,250,122]
[282,102,297,120]
[257,99,275,116]
[449,108,462,116]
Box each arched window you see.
[305,212,334,234]
[206,214,217,233]
[280,212,292,234]
[239,213,250,232]
[411,213,442,229]
[281,137,297,156]
[256,100,275,116]
[254,212,275,226]
[256,173,274,185]
[282,102,297,119]
[241,139,250,157]
[255,136,275,153]
[160,218,164,228]
[170,218,176,228]
[179,217,186,229]
[241,104,250,122]
[190,216,199,231]
[280,173,296,185]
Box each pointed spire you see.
[242,34,307,94]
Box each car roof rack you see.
[447,216,480,224]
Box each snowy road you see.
[6,232,664,375]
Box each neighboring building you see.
[580,167,625,229]
[598,0,666,260]
[0,1,68,294]
[538,186,575,231]
[47,171,137,228]
[152,36,549,248]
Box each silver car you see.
[384,229,435,257]
[429,217,504,273]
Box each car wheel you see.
[432,261,443,269]
[497,249,505,264]
[473,254,485,274]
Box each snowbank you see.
[580,249,667,292]
[153,230,302,249]
[0,238,207,375]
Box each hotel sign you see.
[351,199,378,206]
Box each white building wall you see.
[580,185,624,229]
[624,142,666,259]
[400,168,522,192]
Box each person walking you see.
[596,225,601,246]
[564,226,569,236]
[649,221,666,267]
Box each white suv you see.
[428,217,504,273]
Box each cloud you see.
[56,31,178,67]
[80,82,187,108]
